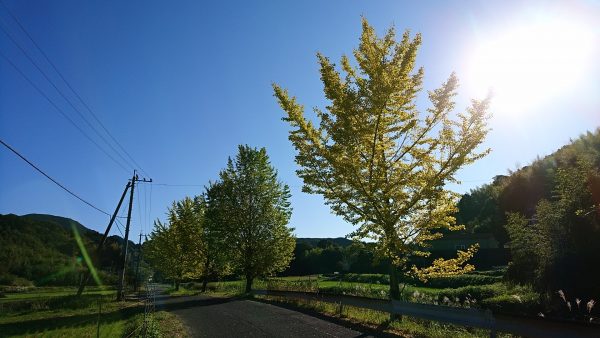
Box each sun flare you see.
[468,16,595,116]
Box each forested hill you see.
[0,213,137,286]
[455,128,600,245]
[455,128,600,297]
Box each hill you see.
[455,128,600,298]
[0,213,136,287]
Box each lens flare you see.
[72,224,103,288]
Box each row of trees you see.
[145,145,295,292]
[288,239,389,276]
[150,18,493,301]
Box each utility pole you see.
[133,232,143,292]
[117,170,152,301]
[77,181,131,296]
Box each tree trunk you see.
[175,280,180,291]
[202,258,210,292]
[389,263,402,321]
[245,276,253,293]
[202,276,208,292]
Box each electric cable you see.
[0,21,137,173]
[0,0,150,177]
[0,50,131,173]
[0,137,115,216]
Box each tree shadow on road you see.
[156,294,238,312]
[249,296,406,338]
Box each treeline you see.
[286,239,389,276]
[455,129,600,300]
[144,145,295,292]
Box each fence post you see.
[96,297,102,338]
[485,309,496,338]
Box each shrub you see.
[339,271,503,288]
[421,274,501,288]
[480,292,541,315]
[339,273,389,285]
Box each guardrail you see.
[253,289,599,338]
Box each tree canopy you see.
[144,197,205,290]
[274,18,491,299]
[205,145,295,292]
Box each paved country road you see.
[156,294,379,337]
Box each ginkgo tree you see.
[204,145,295,293]
[145,197,205,291]
[273,18,491,300]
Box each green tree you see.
[205,145,295,292]
[197,194,231,292]
[455,178,508,244]
[145,197,204,290]
[273,18,491,300]
[506,158,600,297]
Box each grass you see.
[0,289,115,303]
[254,294,517,338]
[165,286,199,297]
[124,311,188,338]
[0,295,140,337]
[0,286,189,337]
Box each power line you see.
[136,185,143,238]
[0,50,131,173]
[115,218,125,237]
[0,19,137,173]
[148,182,153,235]
[0,137,115,216]
[152,183,204,187]
[0,0,150,177]
[143,183,148,235]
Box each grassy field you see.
[0,287,186,337]
[199,274,537,309]
[0,288,114,302]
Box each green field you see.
[0,287,185,338]
[0,288,114,303]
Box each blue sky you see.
[1,0,599,238]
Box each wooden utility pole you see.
[117,171,152,301]
[117,171,137,301]
[133,232,143,292]
[77,181,131,296]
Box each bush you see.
[480,292,541,315]
[421,274,502,289]
[319,284,390,299]
[338,273,389,285]
[339,271,503,289]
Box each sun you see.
[467,16,595,117]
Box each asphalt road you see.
[157,294,376,337]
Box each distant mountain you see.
[0,213,136,286]
[296,237,353,248]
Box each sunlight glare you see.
[469,17,595,116]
